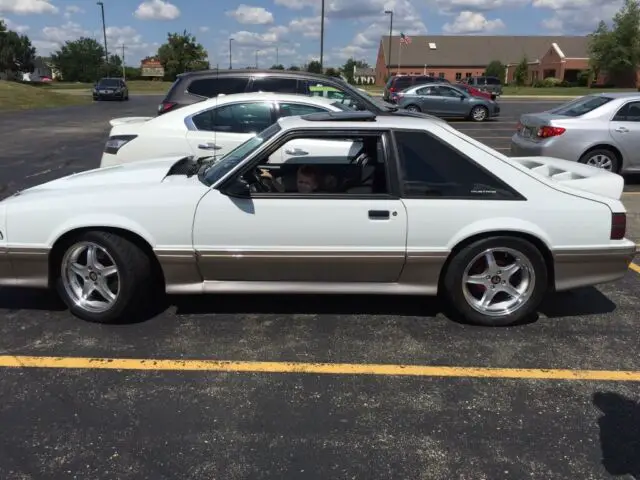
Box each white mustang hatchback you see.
[100,92,355,167]
[0,111,635,327]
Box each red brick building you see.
[374,35,591,86]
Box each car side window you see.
[486,77,501,85]
[612,101,640,122]
[192,102,273,133]
[278,102,328,117]
[393,130,522,199]
[435,86,459,97]
[239,134,388,196]
[248,77,299,93]
[415,87,433,95]
[188,77,249,97]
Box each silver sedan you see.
[395,83,500,122]
[510,92,640,174]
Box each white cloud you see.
[64,5,84,19]
[442,11,505,33]
[42,21,91,44]
[274,0,313,10]
[134,0,180,20]
[1,16,30,33]
[0,0,57,15]
[227,4,274,25]
[229,25,289,47]
[535,0,621,33]
[288,16,324,38]
[199,26,210,32]
[433,0,528,14]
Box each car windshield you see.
[98,79,121,87]
[201,123,282,186]
[324,77,398,112]
[330,101,356,111]
[547,95,613,117]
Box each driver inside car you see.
[259,164,334,193]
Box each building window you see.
[439,72,445,78]
[465,72,472,78]
[428,72,434,77]
[455,72,462,80]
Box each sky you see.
[0,0,623,68]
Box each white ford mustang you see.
[0,111,635,327]
[100,92,355,168]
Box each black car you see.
[93,77,129,101]
[157,69,393,116]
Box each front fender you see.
[46,214,157,248]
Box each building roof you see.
[355,67,376,76]
[380,35,590,67]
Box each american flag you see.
[400,32,412,45]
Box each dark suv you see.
[383,75,450,102]
[458,76,503,96]
[158,69,389,115]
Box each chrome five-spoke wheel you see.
[462,247,535,317]
[61,241,120,313]
[442,236,548,326]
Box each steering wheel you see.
[246,169,276,193]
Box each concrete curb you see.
[499,95,578,100]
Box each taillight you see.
[104,135,137,154]
[516,121,522,131]
[537,126,566,138]
[389,87,396,92]
[158,101,177,114]
[611,213,626,240]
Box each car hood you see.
[14,155,192,195]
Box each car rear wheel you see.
[56,231,155,324]
[442,236,548,326]
[405,104,421,112]
[579,149,620,173]
[470,105,488,122]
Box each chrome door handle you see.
[615,127,629,133]
[198,142,221,150]
[284,148,308,156]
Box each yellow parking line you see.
[1,355,640,381]
[630,262,640,274]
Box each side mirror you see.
[223,178,250,197]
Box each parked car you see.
[0,111,634,327]
[510,93,640,174]
[158,69,392,116]
[101,92,356,168]
[383,75,450,102]
[395,83,500,121]
[456,82,495,100]
[93,77,129,101]
[458,76,503,97]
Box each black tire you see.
[55,231,156,324]
[578,148,620,173]
[405,104,421,112]
[442,236,548,327]
[469,105,489,122]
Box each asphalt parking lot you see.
[0,97,639,479]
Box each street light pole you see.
[255,49,260,69]
[97,2,108,65]
[320,0,325,69]
[384,10,393,78]
[276,46,279,65]
[229,38,233,69]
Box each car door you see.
[410,86,437,112]
[609,100,640,168]
[184,101,276,158]
[191,130,408,283]
[271,100,362,164]
[434,86,468,116]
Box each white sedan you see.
[100,92,355,167]
[0,111,635,327]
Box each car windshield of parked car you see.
[98,79,121,87]
[201,123,282,186]
[547,95,613,117]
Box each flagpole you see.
[398,38,402,74]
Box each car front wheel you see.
[442,236,548,326]
[56,231,155,323]
[470,105,488,122]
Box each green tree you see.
[324,67,340,77]
[306,60,322,73]
[51,37,104,82]
[156,30,209,81]
[513,55,529,86]
[340,58,369,84]
[485,60,505,83]
[0,20,36,75]
[287,65,300,71]
[589,0,640,87]
[270,64,284,70]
